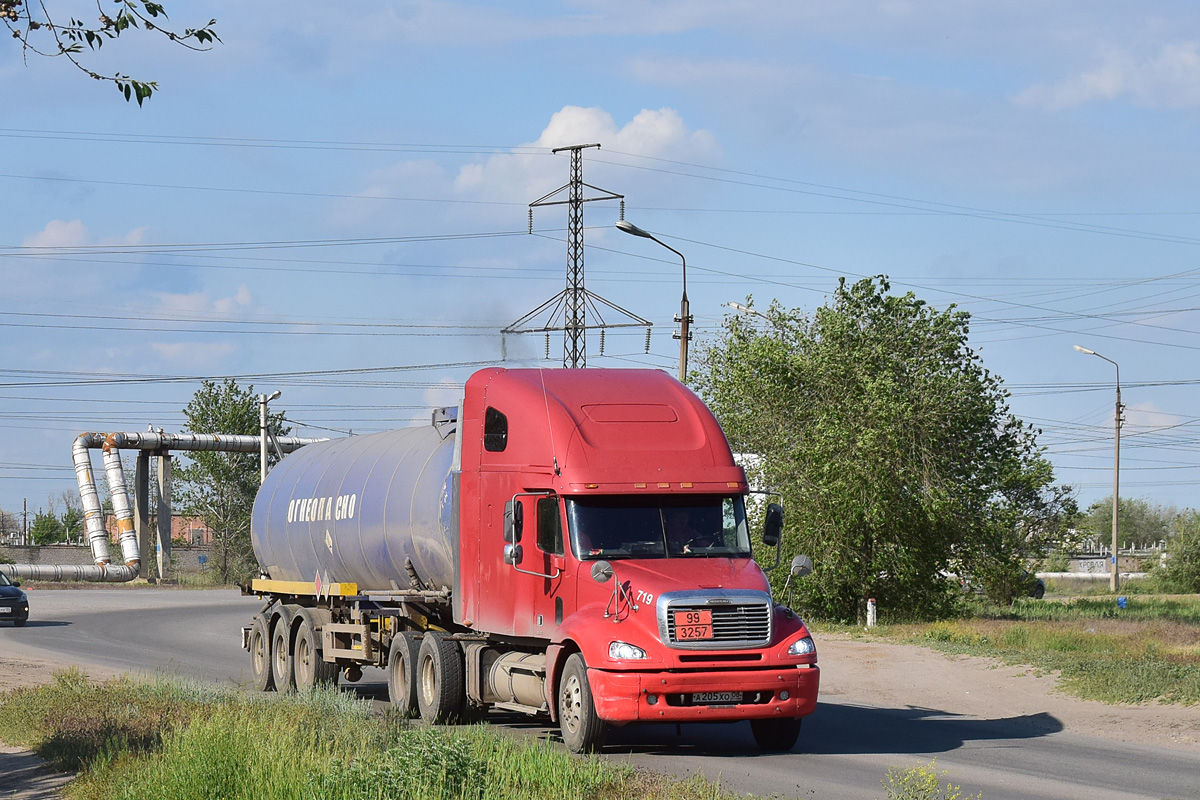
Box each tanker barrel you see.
[252,425,457,592]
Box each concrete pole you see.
[134,452,150,580]
[260,390,281,484]
[1111,382,1122,593]
[260,394,268,485]
[677,290,690,383]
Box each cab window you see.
[536,496,564,555]
[484,407,508,452]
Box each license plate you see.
[674,609,713,640]
[0,607,9,614]
[693,691,741,704]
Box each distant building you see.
[104,514,215,546]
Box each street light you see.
[1073,345,1123,592]
[616,220,690,382]
[260,390,282,484]
[727,301,768,320]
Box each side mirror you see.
[591,560,614,583]
[503,543,523,565]
[790,554,813,578]
[504,500,523,544]
[762,503,783,547]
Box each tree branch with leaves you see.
[694,277,1076,621]
[3,0,218,104]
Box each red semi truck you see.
[243,367,819,752]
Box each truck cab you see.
[456,368,819,751]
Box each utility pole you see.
[1074,345,1124,592]
[508,143,650,366]
[260,390,282,484]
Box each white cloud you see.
[153,285,253,317]
[22,219,90,248]
[332,106,719,233]
[150,341,237,365]
[1125,402,1181,432]
[1017,43,1200,110]
[422,378,464,409]
[453,106,720,204]
[21,220,150,249]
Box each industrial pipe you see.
[0,430,328,583]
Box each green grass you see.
[870,594,1200,706]
[0,673,749,800]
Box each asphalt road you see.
[2,588,1197,800]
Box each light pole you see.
[616,220,690,382]
[1073,345,1123,592]
[260,390,282,484]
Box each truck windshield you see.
[567,495,752,560]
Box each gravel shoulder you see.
[1,632,1197,798]
[818,633,1200,752]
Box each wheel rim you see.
[273,630,287,677]
[254,631,267,676]
[560,673,583,734]
[295,634,312,684]
[420,654,436,706]
[391,653,407,696]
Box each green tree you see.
[693,277,1075,621]
[175,379,288,584]
[1156,510,1200,592]
[29,509,65,545]
[2,1,218,104]
[1082,497,1173,551]
[56,489,84,544]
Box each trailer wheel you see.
[270,611,296,693]
[249,615,275,692]
[750,718,802,752]
[293,611,338,691]
[387,631,421,716]
[416,632,464,724]
[558,653,607,753]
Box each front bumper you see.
[588,664,819,723]
[0,601,29,622]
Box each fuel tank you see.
[251,424,457,591]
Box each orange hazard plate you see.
[674,609,713,640]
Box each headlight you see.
[609,641,647,660]
[787,636,816,657]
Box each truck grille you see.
[656,590,773,650]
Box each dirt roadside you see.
[1,635,1197,798]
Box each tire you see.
[249,615,275,692]
[293,611,338,691]
[416,632,464,724]
[270,610,296,693]
[750,718,802,752]
[387,631,422,716]
[557,653,607,753]
[13,616,27,628]
[1032,582,1046,600]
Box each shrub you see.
[883,760,981,800]
[1157,526,1200,593]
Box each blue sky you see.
[3,1,1199,523]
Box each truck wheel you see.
[387,631,421,716]
[750,718,802,752]
[558,653,607,753]
[293,611,338,691]
[270,612,295,693]
[249,615,275,692]
[416,632,464,724]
